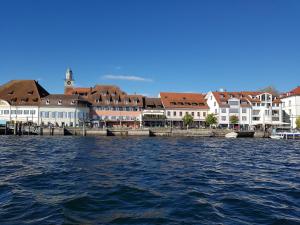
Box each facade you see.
[39,94,90,127]
[206,91,283,129]
[142,97,166,127]
[0,80,49,124]
[160,92,209,128]
[281,86,300,129]
[64,73,143,128]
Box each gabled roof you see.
[160,92,209,109]
[281,86,300,98]
[0,80,49,106]
[144,97,164,109]
[40,94,89,107]
[212,91,281,106]
[64,85,144,107]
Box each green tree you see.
[183,114,194,129]
[205,113,217,127]
[229,115,239,125]
[296,117,300,129]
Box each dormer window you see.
[58,100,62,105]
[8,91,14,95]
[46,99,50,105]
[27,90,34,95]
[71,100,76,105]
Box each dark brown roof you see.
[160,92,209,109]
[0,80,49,106]
[144,97,164,109]
[40,94,89,107]
[64,85,144,107]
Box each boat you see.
[225,132,238,138]
[270,134,283,139]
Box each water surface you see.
[0,136,299,224]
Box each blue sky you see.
[0,0,299,96]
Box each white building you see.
[0,80,49,124]
[39,94,90,127]
[0,79,90,127]
[281,86,300,129]
[160,92,209,128]
[206,91,283,130]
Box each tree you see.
[205,113,217,127]
[229,115,239,125]
[183,114,194,129]
[296,117,300,130]
[258,86,280,96]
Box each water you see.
[0,136,299,225]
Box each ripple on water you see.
[0,136,299,225]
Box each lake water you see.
[0,136,299,225]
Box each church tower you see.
[64,68,74,94]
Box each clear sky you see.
[0,0,299,96]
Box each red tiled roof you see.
[160,92,209,109]
[281,86,300,98]
[212,91,281,105]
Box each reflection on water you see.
[0,136,299,224]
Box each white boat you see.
[225,132,238,138]
[270,134,283,139]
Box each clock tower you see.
[64,68,74,93]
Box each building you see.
[64,70,144,128]
[281,86,300,129]
[39,94,90,127]
[160,92,209,128]
[0,80,49,124]
[142,97,166,127]
[206,91,283,130]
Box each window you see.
[46,100,50,105]
[24,110,29,115]
[4,110,9,115]
[179,112,182,116]
[228,100,239,105]
[265,110,269,116]
[173,111,176,116]
[16,110,22,115]
[30,110,35,115]
[197,112,200,117]
[68,112,74,118]
[0,110,2,115]
[289,100,291,107]
[215,109,217,114]
[214,102,216,106]
[191,112,194,116]
[51,112,56,118]
[221,108,226,113]
[167,111,171,116]
[229,108,239,113]
[45,112,49,118]
[221,116,226,121]
[242,116,247,121]
[203,112,206,117]
[11,110,16,114]
[57,112,63,118]
[242,108,247,113]
[58,100,62,105]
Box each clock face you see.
[67,81,72,85]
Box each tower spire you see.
[64,67,74,94]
